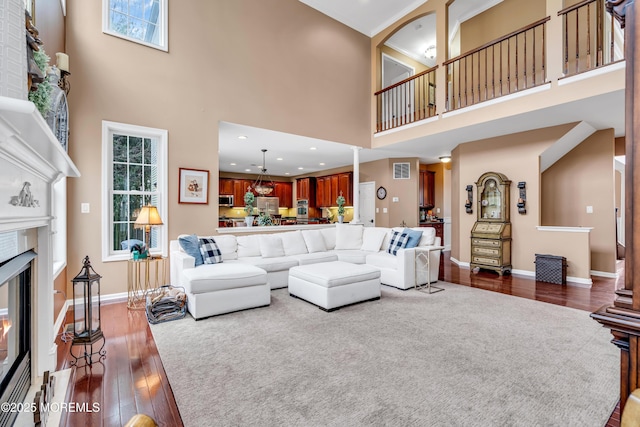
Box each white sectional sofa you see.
[170,224,443,319]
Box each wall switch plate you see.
[376,208,379,213]
[436,208,441,213]
[383,208,388,213]
[81,203,90,213]
[392,197,399,202]
[586,206,593,214]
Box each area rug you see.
[150,283,619,426]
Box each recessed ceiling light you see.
[276,158,283,161]
[245,168,251,172]
[298,167,304,170]
[238,135,248,140]
[310,147,317,150]
[319,162,325,166]
[230,163,236,166]
[285,172,290,175]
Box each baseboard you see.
[512,268,592,287]
[590,270,618,279]
[449,257,469,268]
[64,291,128,309]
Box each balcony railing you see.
[444,17,550,112]
[374,67,437,133]
[558,0,624,77]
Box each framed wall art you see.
[179,168,209,204]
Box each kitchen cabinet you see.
[315,177,326,207]
[470,171,512,276]
[419,171,435,208]
[274,182,293,208]
[337,172,353,206]
[219,178,233,195]
[296,177,316,206]
[233,179,253,206]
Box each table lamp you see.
[134,204,163,256]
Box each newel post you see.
[591,0,640,411]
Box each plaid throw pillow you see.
[387,230,410,256]
[199,238,223,264]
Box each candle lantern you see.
[70,256,106,366]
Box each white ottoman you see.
[182,263,269,319]
[288,261,381,311]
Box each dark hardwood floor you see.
[55,252,623,426]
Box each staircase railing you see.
[374,66,437,133]
[444,17,550,112]
[558,0,624,77]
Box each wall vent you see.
[393,162,410,179]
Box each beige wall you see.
[455,124,574,271]
[65,0,371,296]
[381,45,429,76]
[35,0,65,57]
[541,129,616,273]
[460,0,546,53]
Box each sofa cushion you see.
[387,230,410,255]
[330,250,372,264]
[259,234,285,258]
[301,230,327,253]
[335,224,364,250]
[199,238,223,264]
[366,251,397,269]
[361,227,388,252]
[417,227,436,246]
[237,235,261,257]
[178,234,204,266]
[238,256,299,273]
[320,227,336,250]
[182,263,266,294]
[212,235,238,261]
[290,252,338,266]
[403,228,423,249]
[280,231,308,256]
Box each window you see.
[102,121,168,262]
[102,0,168,51]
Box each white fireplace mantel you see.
[0,95,79,377]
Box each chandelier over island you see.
[252,149,275,196]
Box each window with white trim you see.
[102,0,168,51]
[102,121,168,261]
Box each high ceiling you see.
[218,1,626,178]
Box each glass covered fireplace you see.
[0,250,34,427]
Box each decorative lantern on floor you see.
[70,256,106,366]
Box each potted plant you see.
[244,188,255,227]
[257,212,273,226]
[336,192,345,224]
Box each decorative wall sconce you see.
[517,181,527,214]
[465,185,473,214]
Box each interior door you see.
[359,182,375,227]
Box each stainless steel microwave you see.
[219,195,234,206]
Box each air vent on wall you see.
[393,162,410,179]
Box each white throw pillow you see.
[301,230,327,253]
[320,227,336,250]
[259,234,285,258]
[361,227,388,252]
[208,235,238,260]
[280,231,308,256]
[335,224,364,250]
[237,235,261,258]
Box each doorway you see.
[359,182,375,227]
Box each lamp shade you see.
[135,205,163,228]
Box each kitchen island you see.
[217,223,335,234]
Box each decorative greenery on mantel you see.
[28,49,52,118]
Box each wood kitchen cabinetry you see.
[274,182,293,208]
[296,177,316,206]
[419,170,435,208]
[219,178,233,195]
[470,172,512,276]
[315,172,352,207]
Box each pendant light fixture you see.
[252,149,275,196]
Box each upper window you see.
[102,121,168,262]
[102,0,168,51]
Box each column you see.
[351,146,362,224]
